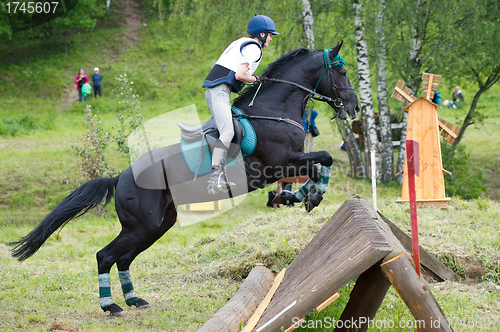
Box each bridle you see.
[237,49,357,127]
[266,49,356,113]
[314,48,357,110]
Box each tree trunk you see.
[65,34,68,56]
[301,0,315,49]
[454,65,500,146]
[336,119,365,178]
[106,0,111,16]
[354,0,379,182]
[453,87,485,147]
[375,0,393,183]
[395,1,425,184]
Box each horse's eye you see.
[339,70,346,77]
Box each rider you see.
[203,15,280,195]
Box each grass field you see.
[1,3,500,331]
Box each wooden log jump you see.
[197,266,274,332]
[199,197,456,332]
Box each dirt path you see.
[63,0,143,106]
[121,0,143,48]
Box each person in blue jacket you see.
[302,108,319,152]
[92,67,103,98]
[202,15,280,194]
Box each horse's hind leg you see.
[115,197,176,309]
[96,182,169,315]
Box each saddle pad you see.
[231,106,257,157]
[180,107,257,176]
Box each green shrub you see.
[0,114,53,137]
[441,140,487,199]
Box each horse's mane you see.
[233,48,312,105]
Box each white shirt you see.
[215,37,262,76]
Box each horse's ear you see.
[330,41,343,59]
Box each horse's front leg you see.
[273,151,333,212]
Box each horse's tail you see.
[9,176,120,261]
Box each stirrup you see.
[216,172,236,193]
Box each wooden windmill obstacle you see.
[198,196,456,332]
[421,73,462,144]
[393,73,452,208]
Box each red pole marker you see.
[406,139,420,277]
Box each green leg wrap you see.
[316,166,332,194]
[98,273,113,308]
[119,270,139,306]
[294,178,317,201]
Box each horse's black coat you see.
[10,43,359,312]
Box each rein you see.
[232,113,303,130]
[256,49,356,111]
[240,49,356,128]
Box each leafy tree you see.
[441,140,486,199]
[384,0,460,183]
[0,0,103,53]
[439,0,500,147]
[0,2,12,41]
[49,0,104,55]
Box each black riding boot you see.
[207,141,236,194]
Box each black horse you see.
[10,42,359,316]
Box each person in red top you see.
[75,68,89,102]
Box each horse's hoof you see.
[271,190,298,206]
[103,303,126,317]
[133,298,150,309]
[304,189,323,213]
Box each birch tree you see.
[354,0,379,181]
[301,0,315,49]
[375,0,393,183]
[337,119,366,178]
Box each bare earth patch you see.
[50,320,77,331]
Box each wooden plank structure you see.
[197,265,275,332]
[438,118,461,145]
[198,197,456,332]
[393,73,451,208]
[183,201,222,214]
[391,80,417,106]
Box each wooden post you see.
[381,254,454,332]
[334,263,391,332]
[406,139,421,276]
[197,266,274,332]
[371,150,377,210]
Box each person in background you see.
[302,107,318,152]
[92,67,102,98]
[448,86,464,109]
[75,68,89,103]
[432,91,441,105]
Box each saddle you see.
[177,107,257,178]
[178,116,245,160]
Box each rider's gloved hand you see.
[254,76,268,83]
